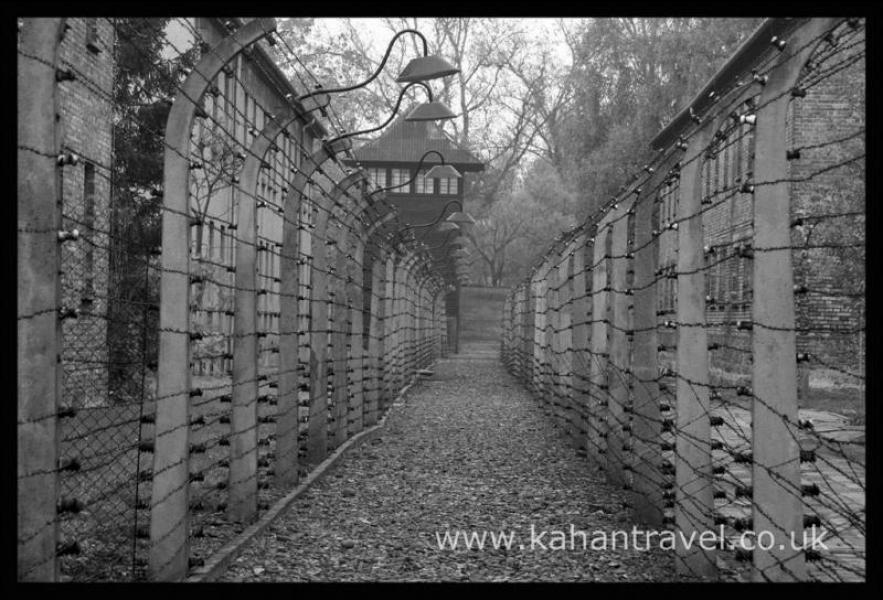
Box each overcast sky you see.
[310,17,575,64]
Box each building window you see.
[83,163,96,301]
[437,176,457,195]
[367,167,387,189]
[208,221,215,260]
[390,168,410,192]
[701,110,757,316]
[414,169,431,194]
[741,254,753,304]
[219,225,227,265]
[245,95,255,145]
[655,178,679,315]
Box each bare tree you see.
[188,118,244,352]
[274,18,576,286]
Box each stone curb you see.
[185,372,427,583]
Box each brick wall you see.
[183,18,319,376]
[686,22,865,384]
[788,23,865,380]
[57,18,115,408]
[54,17,330,401]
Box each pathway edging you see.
[185,373,426,582]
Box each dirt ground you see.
[218,343,676,582]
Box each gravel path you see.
[219,342,675,582]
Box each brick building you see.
[344,115,484,351]
[178,18,327,377]
[53,17,330,406]
[654,19,865,387]
[55,18,116,408]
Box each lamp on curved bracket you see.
[446,211,476,226]
[370,150,461,197]
[405,100,457,122]
[324,82,455,150]
[436,221,460,233]
[424,163,462,180]
[396,200,474,239]
[422,230,463,253]
[397,52,460,83]
[299,29,459,103]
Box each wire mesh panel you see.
[696,100,760,578]
[784,18,865,582]
[183,57,241,567]
[53,17,178,582]
[19,16,449,582]
[500,16,865,584]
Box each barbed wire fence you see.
[501,16,864,582]
[18,16,449,582]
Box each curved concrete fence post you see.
[673,120,715,580]
[365,244,387,426]
[362,212,395,421]
[151,17,277,581]
[229,109,294,523]
[342,184,386,436]
[570,233,592,457]
[337,175,374,439]
[265,115,310,488]
[749,18,838,582]
[324,173,364,449]
[381,252,397,409]
[282,139,351,466]
[17,17,66,582]
[588,223,609,470]
[608,200,634,488]
[631,171,667,528]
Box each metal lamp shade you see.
[325,137,353,155]
[405,101,457,122]
[436,221,460,233]
[446,211,476,226]
[424,164,462,179]
[396,55,460,83]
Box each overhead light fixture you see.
[405,101,457,122]
[325,82,453,149]
[397,54,460,83]
[300,29,459,103]
[371,151,458,196]
[446,211,475,226]
[424,163,462,179]
[436,221,460,233]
